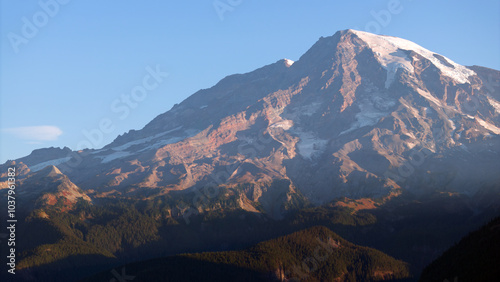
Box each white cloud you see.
[3,126,63,141]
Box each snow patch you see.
[29,157,72,172]
[487,96,500,113]
[405,141,418,150]
[284,59,294,67]
[137,129,201,152]
[448,119,456,131]
[137,137,185,152]
[476,117,500,135]
[112,126,183,151]
[94,127,197,163]
[378,49,413,88]
[97,151,132,163]
[200,105,208,109]
[269,120,293,130]
[340,93,395,135]
[351,30,476,87]
[294,131,328,160]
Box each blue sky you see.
[1,0,499,163]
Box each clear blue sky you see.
[1,0,499,163]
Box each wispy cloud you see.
[2,126,63,141]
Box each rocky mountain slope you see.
[1,29,499,282]
[2,164,91,214]
[2,29,500,212]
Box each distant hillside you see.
[83,226,411,281]
[419,216,500,281]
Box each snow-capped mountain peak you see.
[3,29,499,205]
[350,29,476,88]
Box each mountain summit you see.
[2,30,499,208]
[36,165,63,178]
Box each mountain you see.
[2,30,499,213]
[1,29,500,281]
[82,226,411,281]
[14,165,91,213]
[419,216,500,281]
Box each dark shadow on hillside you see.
[80,256,275,282]
[3,254,117,282]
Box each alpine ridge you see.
[1,29,499,211]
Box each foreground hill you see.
[419,216,500,281]
[0,188,496,281]
[82,226,411,282]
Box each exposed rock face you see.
[17,165,91,211]
[2,29,499,207]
